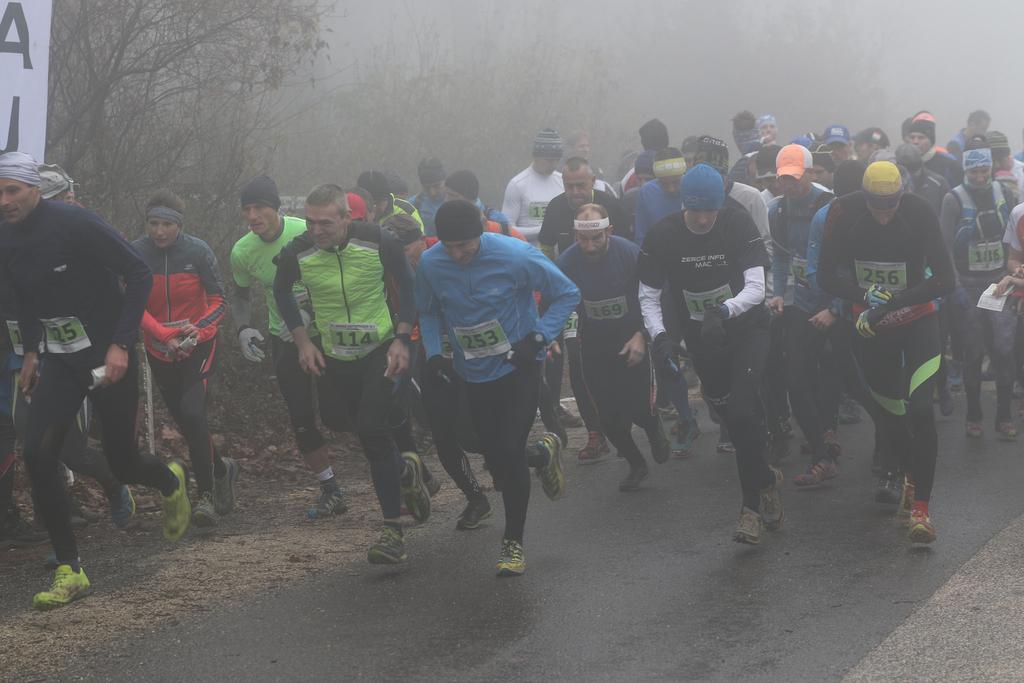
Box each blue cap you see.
[791,134,815,149]
[823,124,851,145]
[681,164,725,211]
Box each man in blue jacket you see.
[415,200,579,577]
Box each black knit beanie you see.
[240,175,281,209]
[444,170,480,202]
[435,200,484,242]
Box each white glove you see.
[238,328,266,362]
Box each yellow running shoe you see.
[536,433,565,500]
[496,539,525,576]
[162,460,192,540]
[908,509,937,544]
[33,564,92,610]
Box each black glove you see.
[701,305,728,348]
[506,332,545,369]
[651,332,680,378]
[425,354,453,384]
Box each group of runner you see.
[2,107,1024,609]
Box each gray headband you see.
[147,206,183,225]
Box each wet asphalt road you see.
[74,395,1024,682]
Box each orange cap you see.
[776,144,813,179]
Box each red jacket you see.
[131,233,226,361]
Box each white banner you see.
[1,1,53,161]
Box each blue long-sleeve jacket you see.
[415,232,580,383]
[633,179,683,244]
[805,201,843,317]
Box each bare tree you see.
[46,0,328,244]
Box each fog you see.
[248,0,1024,204]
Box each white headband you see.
[574,217,609,231]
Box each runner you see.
[273,184,430,564]
[634,147,687,244]
[758,114,778,146]
[766,145,839,486]
[810,144,836,190]
[501,128,565,244]
[133,190,239,527]
[853,128,890,162]
[620,151,656,225]
[564,130,616,196]
[906,114,963,188]
[986,131,1022,207]
[621,119,670,194]
[752,144,782,207]
[947,110,990,162]
[415,199,578,575]
[822,125,853,162]
[410,157,446,235]
[729,111,762,183]
[539,156,631,462]
[939,141,1016,440]
[443,169,512,233]
[0,152,191,608]
[230,175,349,518]
[357,170,424,230]
[817,161,955,543]
[558,204,670,489]
[638,163,783,545]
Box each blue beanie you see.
[681,164,725,211]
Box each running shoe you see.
[536,433,566,500]
[367,524,407,564]
[108,485,135,529]
[898,476,916,519]
[213,456,239,515]
[456,495,492,530]
[0,513,48,549]
[496,538,525,576]
[618,464,649,492]
[874,472,902,505]
[192,491,218,528]
[966,422,983,438]
[399,452,431,523]
[672,417,700,457]
[793,459,839,487]
[838,396,863,425]
[577,431,609,464]
[716,440,736,455]
[996,421,1018,441]
[907,507,937,544]
[309,484,348,519]
[733,507,762,545]
[162,460,191,541]
[33,565,92,610]
[557,404,584,429]
[938,385,954,417]
[760,466,785,531]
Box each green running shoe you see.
[308,484,348,519]
[162,460,191,541]
[400,452,431,523]
[536,433,565,500]
[213,456,239,515]
[496,539,525,577]
[33,565,92,610]
[367,524,407,564]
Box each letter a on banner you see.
[1,1,53,159]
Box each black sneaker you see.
[618,464,649,492]
[456,495,492,530]
[875,472,902,505]
[0,513,48,549]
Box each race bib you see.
[329,322,381,359]
[683,284,734,321]
[527,201,549,222]
[563,311,579,339]
[584,296,628,321]
[6,320,24,355]
[791,256,809,289]
[968,240,1004,272]
[855,260,907,291]
[441,334,453,360]
[41,316,91,354]
[453,319,511,359]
